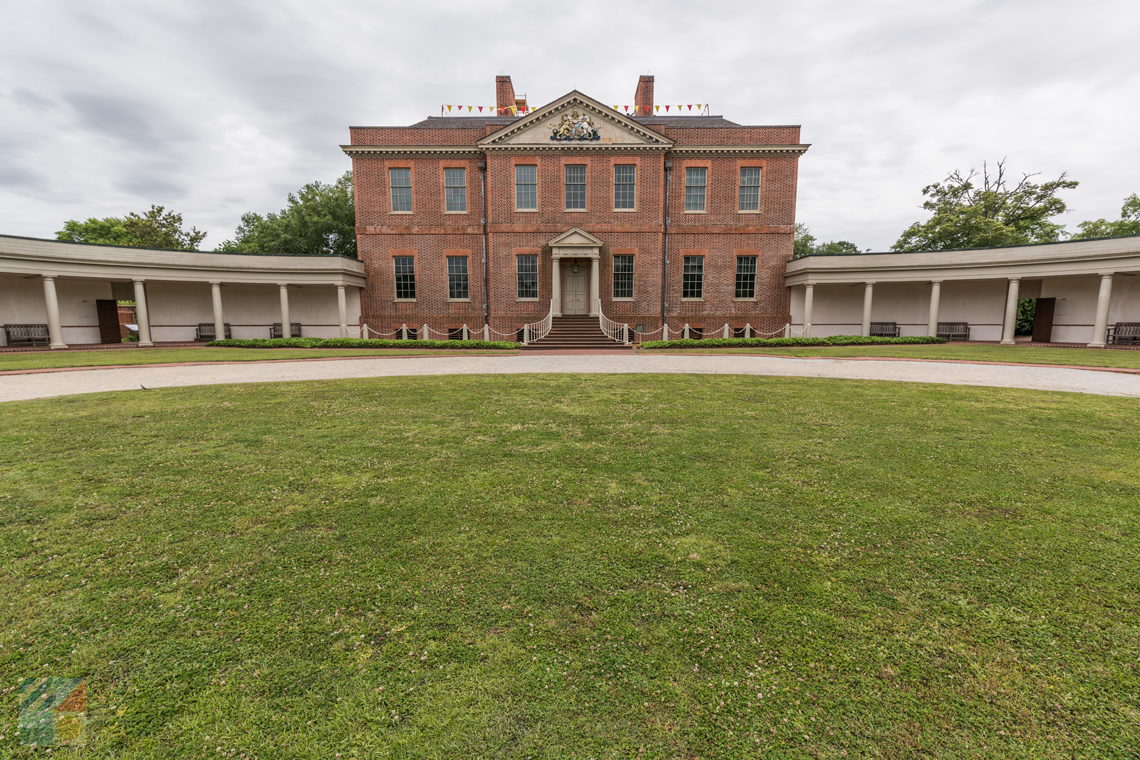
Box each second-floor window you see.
[389,168,412,213]
[613,254,634,298]
[684,167,707,212]
[614,165,636,210]
[515,165,537,210]
[394,255,416,299]
[565,165,586,210]
[682,255,703,299]
[444,168,467,212]
[736,255,757,298]
[517,254,539,298]
[739,167,761,212]
[447,256,469,299]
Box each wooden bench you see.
[870,321,900,337]
[270,322,302,338]
[4,324,51,347]
[195,323,232,341]
[936,321,970,341]
[1107,322,1140,345]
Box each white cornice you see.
[669,145,811,156]
[341,145,481,156]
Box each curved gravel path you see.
[2,353,1139,402]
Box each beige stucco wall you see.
[0,275,114,346]
[789,279,1007,340]
[1041,275,1140,343]
[147,281,360,342]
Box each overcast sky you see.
[2,0,1137,251]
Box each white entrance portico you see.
[548,228,603,317]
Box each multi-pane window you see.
[517,254,538,299]
[394,255,416,299]
[739,167,761,212]
[515,165,537,210]
[682,255,704,299]
[565,164,586,210]
[389,168,412,212]
[613,254,634,298]
[614,165,636,209]
[444,168,467,212]
[735,255,757,298]
[447,255,469,299]
[684,167,707,212]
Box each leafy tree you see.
[218,172,355,257]
[792,223,863,258]
[1071,194,1140,240]
[56,205,206,250]
[892,160,1078,252]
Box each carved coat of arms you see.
[550,110,600,141]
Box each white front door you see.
[562,264,589,315]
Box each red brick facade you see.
[343,76,808,339]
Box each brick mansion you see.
[3,74,1139,351]
[342,74,810,343]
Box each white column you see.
[278,284,291,337]
[336,285,348,338]
[803,284,814,338]
[1000,278,1021,345]
[1088,273,1114,348]
[927,280,942,336]
[210,281,225,340]
[861,282,874,336]
[588,256,600,316]
[551,257,562,317]
[42,275,67,350]
[133,279,153,347]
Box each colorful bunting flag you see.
[446,105,453,112]
[654,105,660,113]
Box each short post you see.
[683,324,690,340]
[622,324,629,344]
[745,324,752,338]
[462,324,469,340]
[1000,278,1021,345]
[662,324,670,341]
[400,324,408,340]
[722,323,730,339]
[483,324,489,341]
[1089,273,1114,348]
[336,284,348,338]
[42,275,67,350]
[420,324,429,340]
[522,325,529,346]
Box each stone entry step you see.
[523,316,630,350]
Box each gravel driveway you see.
[3,353,1139,402]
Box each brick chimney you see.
[496,75,516,115]
[634,75,654,116]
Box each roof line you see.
[0,233,361,260]
[796,232,1140,258]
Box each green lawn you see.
[2,375,1137,758]
[646,343,1140,369]
[0,347,515,372]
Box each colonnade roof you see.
[0,234,366,287]
[785,234,1140,286]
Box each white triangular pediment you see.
[480,91,671,149]
[548,227,604,247]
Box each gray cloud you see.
[0,0,1137,250]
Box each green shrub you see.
[639,335,946,350]
[207,338,517,350]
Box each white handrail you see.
[521,304,553,345]
[596,300,630,344]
